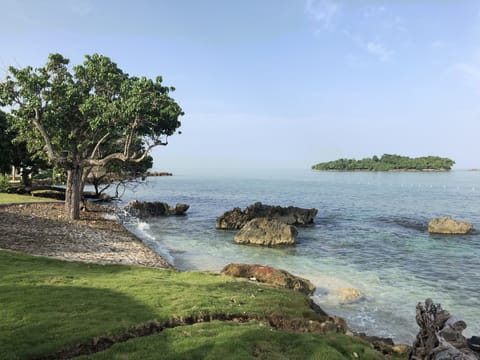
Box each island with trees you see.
[312,154,455,172]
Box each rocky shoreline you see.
[0,202,173,269]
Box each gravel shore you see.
[0,202,173,269]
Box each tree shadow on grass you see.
[0,284,157,360]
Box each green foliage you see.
[0,250,396,360]
[312,154,455,171]
[0,174,10,192]
[0,109,49,186]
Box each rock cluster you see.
[216,202,318,230]
[124,200,189,218]
[428,216,473,235]
[411,298,479,359]
[234,218,298,246]
[221,263,316,295]
[216,202,317,247]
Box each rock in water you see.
[428,216,473,234]
[234,218,298,246]
[221,263,316,295]
[216,202,318,230]
[410,298,479,359]
[124,200,189,218]
[328,288,364,304]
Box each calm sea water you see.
[116,169,480,343]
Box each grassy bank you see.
[0,193,55,204]
[0,250,402,359]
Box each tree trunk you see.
[65,165,82,220]
[21,170,32,188]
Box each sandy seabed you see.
[0,202,172,269]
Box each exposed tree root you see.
[35,311,347,360]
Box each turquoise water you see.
[118,169,480,343]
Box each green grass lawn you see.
[0,193,56,204]
[0,250,404,360]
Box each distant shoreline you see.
[311,168,450,173]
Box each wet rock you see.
[328,287,364,304]
[411,298,479,359]
[428,216,473,235]
[234,218,298,246]
[356,333,410,357]
[216,202,318,230]
[124,201,189,218]
[221,263,316,295]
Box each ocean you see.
[115,169,480,344]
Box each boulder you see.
[428,216,473,235]
[221,263,316,295]
[216,202,318,230]
[124,200,189,218]
[234,218,298,246]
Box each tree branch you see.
[83,139,167,167]
[32,108,57,163]
[90,132,110,159]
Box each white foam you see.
[102,213,119,221]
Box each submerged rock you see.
[428,216,473,235]
[221,263,316,295]
[124,200,189,218]
[328,287,364,304]
[234,218,298,246]
[216,202,318,230]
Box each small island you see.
[312,154,455,172]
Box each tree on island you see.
[0,53,183,219]
[312,154,455,171]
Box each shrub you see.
[0,174,11,192]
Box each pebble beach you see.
[0,202,172,269]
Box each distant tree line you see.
[312,154,455,171]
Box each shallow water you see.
[117,169,480,343]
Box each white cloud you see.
[365,41,394,62]
[452,62,480,82]
[305,0,341,30]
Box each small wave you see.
[101,213,119,221]
[119,211,176,265]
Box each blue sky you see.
[1,0,480,170]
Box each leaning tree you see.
[0,53,183,219]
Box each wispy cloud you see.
[452,62,480,82]
[344,31,394,63]
[449,49,480,90]
[305,0,341,31]
[365,41,394,62]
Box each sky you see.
[1,0,480,171]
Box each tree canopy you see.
[312,154,455,171]
[0,53,183,219]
